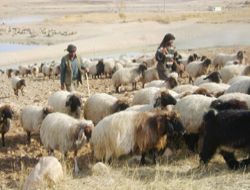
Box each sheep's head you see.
[75,121,94,146]
[113,99,129,113]
[14,70,20,76]
[154,91,177,108]
[27,69,32,75]
[42,106,54,117]
[202,58,212,68]
[210,99,248,111]
[7,69,13,78]
[138,64,147,74]
[96,59,104,75]
[0,105,13,121]
[66,94,82,116]
[17,79,26,89]
[200,55,207,61]
[167,77,178,89]
[203,71,222,83]
[237,50,244,61]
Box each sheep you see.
[200,109,250,169]
[218,93,250,108]
[131,87,178,106]
[198,82,230,97]
[20,105,53,144]
[11,76,26,96]
[219,65,246,83]
[51,63,60,78]
[88,60,104,79]
[228,76,250,85]
[210,99,248,111]
[172,84,199,94]
[40,112,93,173]
[90,110,185,164]
[194,71,222,86]
[186,58,212,83]
[125,104,154,112]
[112,62,124,73]
[48,91,82,118]
[23,156,63,190]
[0,104,13,147]
[19,65,31,77]
[30,65,39,78]
[213,50,246,69]
[140,66,159,87]
[103,58,115,78]
[83,93,129,125]
[174,94,216,151]
[144,72,178,89]
[112,64,147,93]
[225,78,250,94]
[42,64,53,79]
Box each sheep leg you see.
[27,131,31,144]
[74,150,80,173]
[21,88,24,96]
[199,138,217,165]
[184,133,199,152]
[2,133,5,147]
[239,157,250,168]
[220,150,239,170]
[140,152,146,165]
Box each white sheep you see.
[219,65,246,83]
[23,156,63,190]
[193,71,222,86]
[83,93,129,125]
[20,105,53,144]
[172,84,199,94]
[42,64,53,79]
[103,58,115,77]
[19,65,31,77]
[112,64,147,93]
[113,62,124,73]
[175,94,216,133]
[186,58,212,82]
[90,110,183,164]
[228,76,250,85]
[218,93,250,108]
[225,78,250,94]
[132,87,178,106]
[213,51,246,69]
[40,112,93,173]
[140,66,159,87]
[51,63,60,79]
[11,76,26,96]
[198,82,230,96]
[48,91,82,118]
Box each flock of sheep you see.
[1,49,250,189]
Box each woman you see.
[155,33,176,80]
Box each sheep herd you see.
[0,49,250,189]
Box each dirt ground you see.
[0,46,250,190]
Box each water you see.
[0,43,41,53]
[0,16,44,25]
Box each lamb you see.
[200,109,250,169]
[21,105,53,144]
[186,58,212,82]
[198,82,230,97]
[194,71,222,86]
[112,64,147,93]
[48,91,82,118]
[174,94,216,151]
[0,104,13,146]
[23,156,63,190]
[11,76,26,96]
[131,87,178,106]
[213,50,246,69]
[40,112,93,173]
[225,78,250,94]
[219,65,246,83]
[83,93,129,125]
[19,65,31,77]
[90,110,185,164]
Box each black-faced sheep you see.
[90,110,185,165]
[112,64,147,93]
[21,105,53,144]
[40,112,93,173]
[48,91,82,118]
[200,109,250,169]
[194,71,222,86]
[11,76,26,96]
[0,104,13,147]
[83,93,129,125]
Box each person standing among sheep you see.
[155,33,176,80]
[60,44,84,91]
